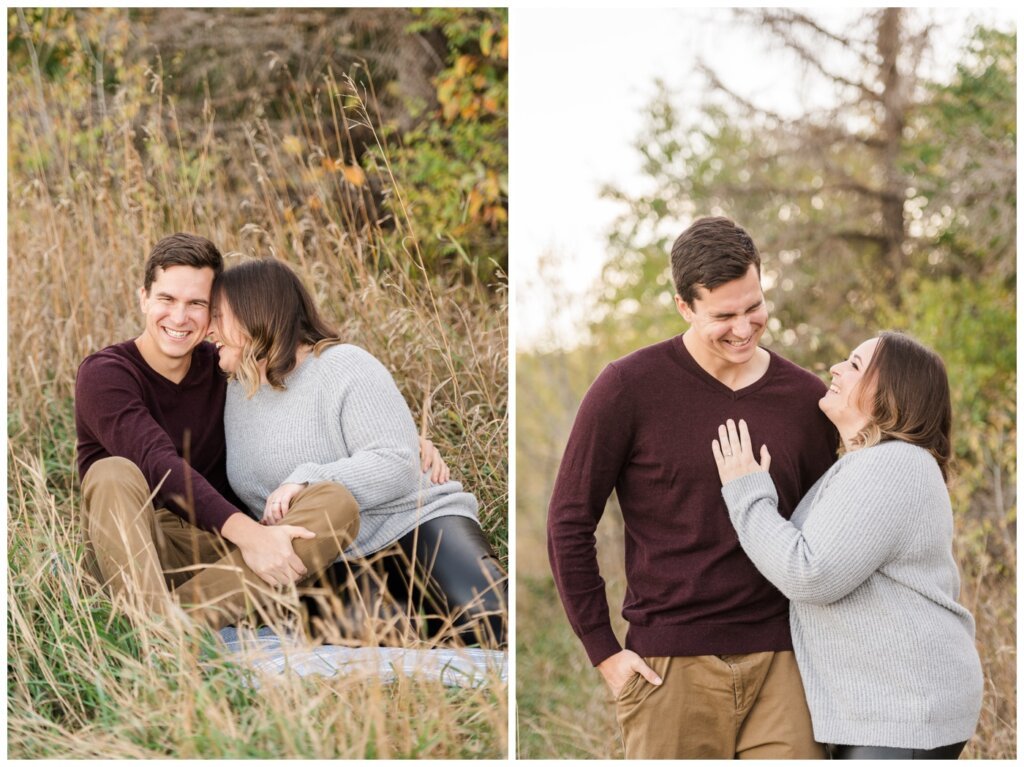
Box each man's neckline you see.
[675,333,773,394]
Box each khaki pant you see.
[615,651,824,759]
[81,456,359,629]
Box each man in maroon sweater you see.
[75,233,359,628]
[547,217,838,758]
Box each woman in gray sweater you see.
[209,258,506,647]
[712,332,983,759]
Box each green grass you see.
[516,575,622,759]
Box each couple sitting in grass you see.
[75,233,506,647]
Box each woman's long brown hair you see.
[851,331,953,481]
[213,258,341,397]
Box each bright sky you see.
[510,7,1018,351]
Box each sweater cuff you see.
[579,625,623,667]
[721,471,777,515]
[284,465,323,487]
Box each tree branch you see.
[833,229,889,247]
[696,60,793,126]
[754,9,876,66]
[744,9,883,103]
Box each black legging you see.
[306,515,507,648]
[827,741,967,759]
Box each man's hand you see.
[262,482,306,525]
[221,512,315,587]
[597,649,663,698]
[419,436,451,484]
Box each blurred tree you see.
[8,7,508,285]
[597,10,1014,366]
[880,27,1016,551]
[377,8,508,282]
[907,26,1016,280]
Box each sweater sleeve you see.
[282,348,420,509]
[721,444,924,606]
[547,363,634,666]
[75,356,241,532]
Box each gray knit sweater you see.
[722,440,983,749]
[224,344,479,558]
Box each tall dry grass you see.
[7,31,507,759]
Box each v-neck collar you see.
[670,334,774,399]
[126,339,202,389]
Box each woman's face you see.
[209,295,247,374]
[819,336,880,433]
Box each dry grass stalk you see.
[8,36,506,759]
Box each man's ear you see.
[675,294,694,323]
[138,286,148,313]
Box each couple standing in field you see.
[75,233,507,647]
[547,217,983,759]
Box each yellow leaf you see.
[468,188,484,218]
[484,206,503,227]
[343,165,366,187]
[484,171,500,197]
[322,157,343,173]
[282,135,303,156]
[437,77,456,105]
[455,55,475,77]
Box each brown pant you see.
[81,456,359,629]
[615,651,823,759]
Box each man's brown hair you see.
[143,233,223,291]
[670,217,761,305]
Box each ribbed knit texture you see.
[224,344,478,558]
[722,440,983,749]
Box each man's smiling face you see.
[136,265,215,375]
[676,264,768,373]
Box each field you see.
[7,9,507,758]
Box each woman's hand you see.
[419,436,451,484]
[712,418,771,485]
[262,482,306,525]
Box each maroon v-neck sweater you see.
[547,336,838,666]
[75,339,242,532]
